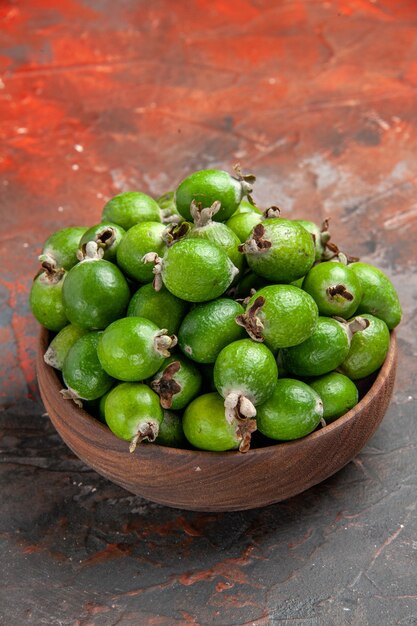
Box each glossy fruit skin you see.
[79,222,125,262]
[41,226,87,270]
[155,410,187,447]
[256,379,323,441]
[295,220,323,261]
[182,392,240,451]
[231,200,263,216]
[309,372,358,423]
[281,317,350,377]
[30,270,68,331]
[244,218,315,283]
[98,389,112,423]
[127,283,188,335]
[104,382,163,442]
[214,339,278,405]
[62,259,130,330]
[245,285,318,351]
[350,262,402,330]
[226,211,263,243]
[102,192,161,230]
[62,332,114,401]
[188,221,244,274]
[175,170,244,222]
[117,221,167,283]
[151,355,202,410]
[338,314,390,380]
[44,324,87,370]
[161,238,238,302]
[178,298,245,363]
[302,262,362,319]
[97,317,167,381]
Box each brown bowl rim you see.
[38,327,397,458]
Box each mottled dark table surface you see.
[1,2,417,625]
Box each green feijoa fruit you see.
[281,316,351,377]
[231,199,263,216]
[155,410,187,447]
[338,314,390,380]
[145,238,239,303]
[104,382,164,451]
[226,211,263,243]
[302,261,362,319]
[309,372,358,423]
[178,298,245,363]
[44,324,87,369]
[150,355,202,410]
[349,262,402,330]
[157,191,183,224]
[237,285,318,351]
[182,392,257,453]
[175,167,255,222]
[127,283,188,335]
[214,339,278,422]
[187,200,244,274]
[97,316,176,381]
[295,219,331,261]
[79,222,125,262]
[39,226,88,271]
[62,332,114,404]
[29,266,68,331]
[116,221,167,283]
[62,244,130,330]
[240,218,315,283]
[256,379,323,441]
[102,191,161,230]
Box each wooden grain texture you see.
[38,328,397,512]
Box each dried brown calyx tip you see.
[326,283,354,301]
[238,223,272,255]
[333,314,369,341]
[160,209,183,224]
[190,200,221,227]
[38,256,66,283]
[76,240,104,262]
[129,420,160,453]
[320,218,331,246]
[142,252,163,290]
[233,163,256,204]
[224,392,257,424]
[96,226,117,248]
[264,206,281,219]
[235,295,266,342]
[154,330,177,357]
[151,361,181,409]
[162,221,191,246]
[235,288,258,307]
[60,387,83,408]
[236,417,257,453]
[321,241,359,264]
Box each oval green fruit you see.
[302,261,362,319]
[127,283,188,335]
[117,221,167,283]
[44,324,87,370]
[150,355,202,410]
[79,222,125,262]
[256,379,323,441]
[338,314,390,380]
[309,372,358,423]
[29,268,68,332]
[39,226,87,270]
[102,191,161,230]
[349,262,402,330]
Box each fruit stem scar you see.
[162,222,191,246]
[235,295,266,342]
[238,224,272,255]
[326,284,354,301]
[190,200,221,227]
[154,330,177,357]
[151,361,182,409]
[264,206,281,219]
[129,420,160,452]
[38,257,66,283]
[232,162,257,205]
[224,392,257,424]
[60,387,83,408]
[96,226,116,247]
[160,209,183,224]
[142,252,163,290]
[76,240,104,262]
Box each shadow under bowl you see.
[37,328,397,512]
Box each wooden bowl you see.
[37,328,397,512]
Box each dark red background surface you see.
[1,1,417,624]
